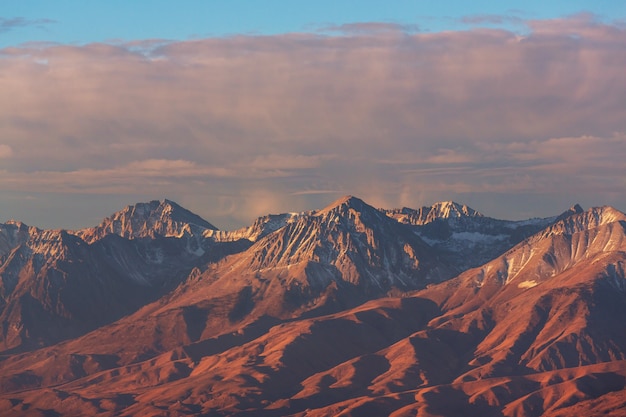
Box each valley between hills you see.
[1,196,625,416]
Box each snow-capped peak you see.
[74,199,217,243]
[385,201,482,226]
[535,205,626,241]
[429,201,483,219]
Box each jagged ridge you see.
[385,200,483,225]
[1,197,626,416]
[229,195,453,291]
[75,199,218,243]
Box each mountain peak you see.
[159,198,184,211]
[554,203,585,222]
[4,219,28,228]
[120,199,216,229]
[231,194,450,294]
[535,205,626,242]
[75,199,217,242]
[131,199,177,214]
[385,201,482,226]
[570,203,584,213]
[317,195,369,215]
[429,201,482,218]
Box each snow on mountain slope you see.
[204,212,301,242]
[75,199,217,243]
[0,196,579,354]
[418,205,626,379]
[0,196,615,357]
[1,199,626,416]
[385,201,483,225]
[386,202,561,272]
[222,195,455,291]
[0,196,455,365]
[424,206,626,310]
[0,203,245,353]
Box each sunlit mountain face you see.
[1,196,625,417]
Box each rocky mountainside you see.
[224,195,454,292]
[0,196,495,355]
[0,202,248,353]
[0,196,455,364]
[386,201,563,271]
[0,197,625,416]
[385,200,484,225]
[75,199,218,242]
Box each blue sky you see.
[1,1,624,47]
[1,2,625,229]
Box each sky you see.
[1,1,625,230]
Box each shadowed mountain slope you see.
[1,198,625,416]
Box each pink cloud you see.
[0,15,624,226]
[0,144,12,158]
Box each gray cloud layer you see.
[0,14,625,229]
[0,17,55,33]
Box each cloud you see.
[0,155,337,194]
[247,154,335,171]
[0,15,625,226]
[0,160,215,194]
[0,144,12,158]
[394,133,626,200]
[0,17,55,33]
[291,190,344,196]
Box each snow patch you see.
[451,232,508,244]
[518,280,538,289]
[504,217,556,228]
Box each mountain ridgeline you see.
[1,196,625,416]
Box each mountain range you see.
[0,196,624,416]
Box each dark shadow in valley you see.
[182,315,282,363]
